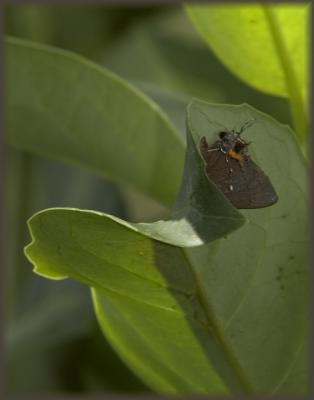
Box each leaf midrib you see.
[93,288,227,394]
[45,239,195,310]
[271,340,305,394]
[263,5,308,154]
[181,246,255,394]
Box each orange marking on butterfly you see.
[228,149,243,161]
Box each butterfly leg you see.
[224,155,234,192]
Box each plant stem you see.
[6,150,33,319]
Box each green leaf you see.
[24,100,308,394]
[25,209,231,394]
[185,4,309,150]
[24,100,245,249]
[24,99,245,393]
[5,36,185,206]
[132,81,189,138]
[104,10,292,129]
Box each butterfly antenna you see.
[238,118,256,135]
[198,110,228,131]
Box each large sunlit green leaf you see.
[185,4,308,100]
[185,4,309,149]
[24,99,308,394]
[5,36,184,206]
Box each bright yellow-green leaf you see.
[186,4,308,98]
[185,4,309,149]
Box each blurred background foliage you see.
[5,4,297,394]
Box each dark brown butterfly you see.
[199,120,278,209]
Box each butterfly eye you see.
[219,132,228,140]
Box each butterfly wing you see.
[223,156,278,209]
[199,136,278,209]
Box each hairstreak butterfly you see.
[199,118,278,209]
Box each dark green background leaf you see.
[5,36,184,206]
